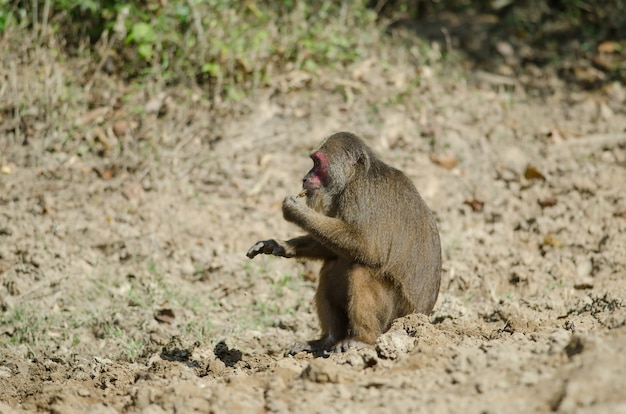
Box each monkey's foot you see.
[287,338,336,356]
[288,337,371,355]
[331,339,370,353]
[287,341,314,356]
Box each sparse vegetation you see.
[3,0,622,104]
[1,0,379,101]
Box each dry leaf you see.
[538,197,558,208]
[100,169,115,180]
[155,308,175,324]
[93,165,118,180]
[37,194,53,214]
[430,154,459,170]
[598,41,619,54]
[464,198,484,212]
[547,128,564,144]
[574,278,594,290]
[145,98,163,113]
[122,183,144,200]
[543,234,562,247]
[614,210,626,218]
[75,107,110,126]
[524,165,546,181]
[592,56,612,71]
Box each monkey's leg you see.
[334,266,395,352]
[316,260,350,343]
[288,259,349,355]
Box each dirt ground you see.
[1,35,626,413]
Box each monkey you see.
[247,132,441,354]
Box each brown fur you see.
[247,132,441,353]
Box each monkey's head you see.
[302,132,372,211]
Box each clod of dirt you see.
[376,330,417,360]
[207,358,227,375]
[157,382,212,412]
[160,336,196,362]
[429,154,459,170]
[274,358,305,383]
[302,359,342,384]
[555,333,626,412]
[564,334,589,358]
[132,386,160,411]
[112,120,130,137]
[499,146,530,177]
[154,308,176,324]
[328,345,380,370]
[430,294,470,324]
[375,314,432,359]
[214,340,243,367]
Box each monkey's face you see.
[303,151,329,194]
[302,150,336,214]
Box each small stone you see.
[0,366,12,378]
[77,388,91,397]
[208,358,226,375]
[302,359,341,384]
[576,258,593,279]
[113,120,130,137]
[375,330,416,360]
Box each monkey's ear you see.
[349,149,371,171]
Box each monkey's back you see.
[342,160,442,314]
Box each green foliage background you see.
[1,0,624,98]
[1,1,377,99]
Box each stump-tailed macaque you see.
[247,132,441,353]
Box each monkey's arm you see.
[283,235,337,259]
[246,235,336,260]
[282,196,381,266]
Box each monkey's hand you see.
[282,195,308,224]
[246,240,291,259]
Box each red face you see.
[303,151,329,192]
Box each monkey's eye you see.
[313,158,320,167]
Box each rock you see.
[112,120,130,137]
[376,329,417,360]
[302,359,341,384]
